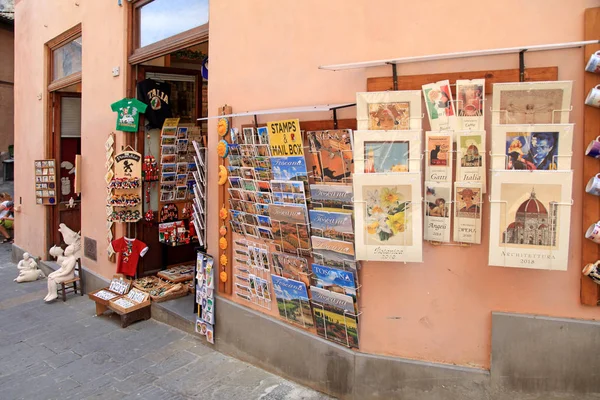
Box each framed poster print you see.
[456,79,485,130]
[353,130,421,174]
[456,131,486,192]
[491,81,573,125]
[353,172,422,262]
[356,91,422,131]
[488,170,573,270]
[491,124,574,171]
[422,80,457,131]
[424,181,452,243]
[425,132,452,183]
[453,182,483,244]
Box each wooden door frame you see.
[48,91,82,249]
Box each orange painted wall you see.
[207,0,600,368]
[14,0,127,277]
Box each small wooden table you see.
[93,302,151,328]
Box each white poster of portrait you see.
[456,131,486,192]
[353,130,422,174]
[425,132,453,183]
[353,172,422,262]
[491,124,574,171]
[453,182,483,244]
[488,170,573,270]
[356,91,422,131]
[424,181,452,243]
[456,79,485,130]
[491,81,572,125]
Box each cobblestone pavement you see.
[0,243,333,400]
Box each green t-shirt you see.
[110,98,147,132]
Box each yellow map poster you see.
[267,119,304,157]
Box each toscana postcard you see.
[271,275,314,328]
[356,90,422,131]
[307,130,354,183]
[271,251,310,287]
[456,131,486,192]
[309,184,353,214]
[269,204,311,255]
[309,209,354,243]
[353,172,422,262]
[353,130,422,174]
[271,156,309,182]
[311,263,357,302]
[424,182,452,243]
[311,236,357,273]
[310,286,359,348]
[488,170,572,270]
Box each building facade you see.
[12,0,600,399]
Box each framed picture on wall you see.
[356,91,422,131]
[353,130,421,174]
[491,81,573,125]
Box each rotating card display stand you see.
[192,140,207,248]
[105,133,116,258]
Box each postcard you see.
[242,179,257,192]
[271,156,308,182]
[176,162,188,175]
[453,182,483,244]
[271,275,314,328]
[243,223,259,238]
[456,79,485,130]
[491,81,573,125]
[310,286,359,348]
[311,263,357,302]
[255,203,269,216]
[256,180,271,193]
[424,182,452,243]
[162,145,177,155]
[256,126,269,145]
[258,227,274,241]
[161,154,177,164]
[161,136,176,146]
[255,192,272,205]
[175,186,187,200]
[488,170,572,270]
[307,130,353,183]
[228,188,244,200]
[423,80,457,131]
[256,277,271,301]
[269,204,311,255]
[309,209,354,242]
[354,130,421,174]
[176,174,187,186]
[491,124,573,171]
[241,201,257,215]
[268,119,303,157]
[309,184,353,213]
[255,144,270,157]
[425,132,452,183]
[456,131,486,192]
[311,236,357,273]
[271,252,310,284]
[357,90,422,131]
[242,127,255,144]
[161,172,176,183]
[353,172,423,262]
[258,248,269,269]
[162,163,177,174]
[257,215,271,228]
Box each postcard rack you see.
[192,141,207,248]
[309,299,361,349]
[232,239,272,310]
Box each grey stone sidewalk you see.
[0,243,332,400]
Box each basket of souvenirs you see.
[149,282,188,302]
[157,264,195,283]
[132,275,167,293]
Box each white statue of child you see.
[14,252,45,283]
[44,245,77,302]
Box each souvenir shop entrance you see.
[130,41,208,279]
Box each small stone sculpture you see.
[14,252,45,283]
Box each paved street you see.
[0,242,332,400]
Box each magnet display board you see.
[34,159,57,205]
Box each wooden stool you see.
[57,259,84,301]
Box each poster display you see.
[34,159,57,205]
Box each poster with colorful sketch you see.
[422,80,457,131]
[267,119,303,157]
[353,130,422,174]
[491,124,573,171]
[307,130,353,183]
[424,182,452,243]
[353,172,422,262]
[356,91,422,131]
[491,81,573,125]
[425,132,452,183]
[456,131,486,192]
[453,182,483,244]
[488,170,572,270]
[271,275,314,328]
[456,79,485,130]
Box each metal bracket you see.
[519,49,527,82]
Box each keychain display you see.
[142,155,159,182]
[108,209,141,222]
[108,177,141,189]
[110,194,141,207]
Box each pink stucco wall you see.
[14,0,128,277]
[207,0,600,368]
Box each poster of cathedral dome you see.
[488,170,573,270]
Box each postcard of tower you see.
[424,181,452,243]
[453,182,483,244]
[488,170,573,270]
[353,172,423,262]
[491,124,574,171]
[456,131,486,192]
[491,81,573,125]
[425,132,453,183]
[353,130,422,174]
[456,79,485,130]
[356,91,422,131]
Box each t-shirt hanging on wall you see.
[110,98,147,132]
[137,79,173,129]
[111,237,149,277]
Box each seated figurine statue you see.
[14,252,45,283]
[44,244,77,302]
